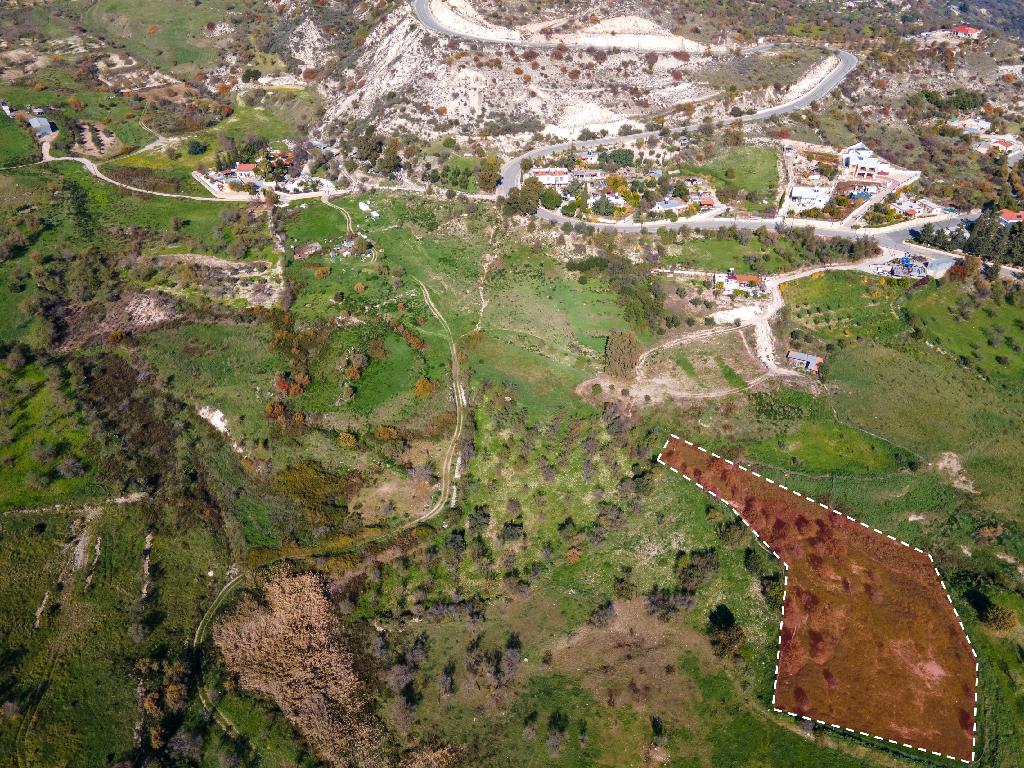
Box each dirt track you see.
[658,436,977,763]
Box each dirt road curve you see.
[626,256,886,388]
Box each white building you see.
[788,185,832,212]
[653,196,687,213]
[839,142,892,179]
[892,195,946,218]
[951,25,982,40]
[528,167,572,189]
[948,116,991,135]
[232,162,258,180]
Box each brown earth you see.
[658,436,976,762]
[548,599,707,716]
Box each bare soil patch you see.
[549,599,707,717]
[349,474,434,525]
[148,253,286,308]
[934,452,977,494]
[59,292,180,350]
[658,436,976,762]
[72,122,123,158]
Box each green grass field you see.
[9,162,275,260]
[715,356,746,388]
[80,0,240,75]
[780,270,910,346]
[0,256,44,348]
[905,281,1024,391]
[0,117,40,167]
[0,365,107,511]
[139,323,285,454]
[0,499,230,766]
[664,234,825,274]
[673,349,697,377]
[680,146,780,213]
[748,421,913,476]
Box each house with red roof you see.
[998,209,1024,227]
[232,162,258,179]
[951,25,982,40]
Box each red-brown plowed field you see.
[659,436,977,762]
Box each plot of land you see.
[658,435,977,763]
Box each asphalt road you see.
[413,0,725,52]
[410,2,857,198]
[495,49,858,196]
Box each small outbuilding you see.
[28,116,54,137]
[787,349,824,374]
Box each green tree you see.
[477,155,501,192]
[540,187,562,210]
[592,194,615,217]
[605,331,642,378]
[505,177,545,215]
[376,139,401,175]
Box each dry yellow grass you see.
[215,572,392,767]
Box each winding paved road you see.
[409,3,857,200]
[412,0,711,51]
[493,50,858,197]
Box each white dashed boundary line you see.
[657,434,979,765]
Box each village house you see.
[977,135,1023,155]
[893,195,946,218]
[654,196,686,213]
[571,168,607,192]
[27,115,54,138]
[716,269,766,296]
[834,180,879,200]
[788,185,832,212]
[232,162,258,180]
[998,209,1024,227]
[786,350,824,374]
[839,142,892,180]
[951,25,982,40]
[528,166,572,190]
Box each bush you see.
[981,603,1018,631]
[605,331,642,378]
[540,188,562,210]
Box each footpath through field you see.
[658,435,977,763]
